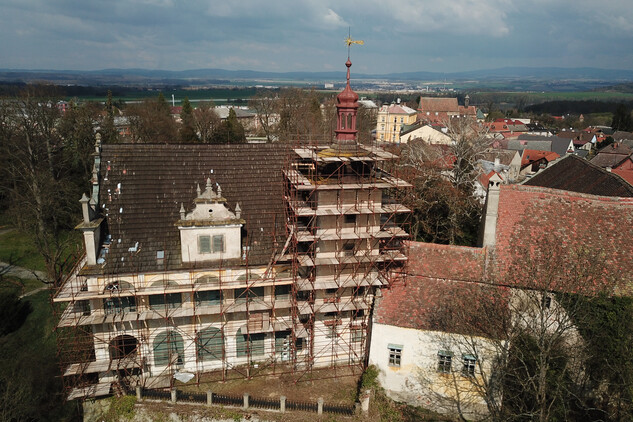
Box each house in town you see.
[369,154,633,419]
[417,97,477,124]
[376,103,418,143]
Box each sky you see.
[1,0,633,74]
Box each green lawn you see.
[0,229,47,272]
[0,289,80,421]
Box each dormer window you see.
[213,235,225,253]
[199,235,211,253]
[198,234,225,254]
[178,177,243,263]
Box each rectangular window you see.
[342,241,355,256]
[388,344,403,367]
[149,293,181,310]
[326,325,338,340]
[437,350,453,373]
[542,294,552,309]
[195,290,222,306]
[351,327,363,343]
[344,214,356,224]
[234,286,265,304]
[198,235,211,253]
[462,354,477,377]
[104,296,136,315]
[212,235,225,253]
[274,284,291,301]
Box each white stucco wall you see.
[368,322,493,419]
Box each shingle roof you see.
[524,154,633,197]
[590,143,633,168]
[94,143,288,275]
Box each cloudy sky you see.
[1,0,632,74]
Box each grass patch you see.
[0,289,79,421]
[0,228,47,271]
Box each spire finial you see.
[344,29,364,60]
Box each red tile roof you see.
[521,149,559,168]
[374,242,508,336]
[493,185,633,293]
[418,97,459,113]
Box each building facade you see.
[376,104,418,143]
[54,58,410,400]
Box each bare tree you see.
[192,101,220,143]
[0,86,82,287]
[420,235,621,421]
[397,119,491,246]
[248,90,278,141]
[126,93,177,143]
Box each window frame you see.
[212,234,225,253]
[462,354,477,377]
[437,350,453,373]
[388,344,403,367]
[198,235,211,253]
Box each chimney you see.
[465,94,470,108]
[80,193,91,223]
[78,193,102,266]
[480,175,502,248]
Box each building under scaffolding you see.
[53,58,411,400]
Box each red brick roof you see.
[374,242,508,336]
[521,149,559,168]
[418,97,459,113]
[493,185,633,293]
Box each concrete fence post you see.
[317,397,324,415]
[135,386,142,401]
[207,391,213,406]
[280,396,286,413]
[360,390,371,413]
[171,389,177,403]
[243,393,249,410]
[361,389,371,413]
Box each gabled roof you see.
[418,97,458,113]
[524,154,633,197]
[521,149,559,168]
[590,143,633,168]
[613,131,633,142]
[380,104,417,115]
[479,149,520,167]
[94,143,288,275]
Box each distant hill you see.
[1,66,633,88]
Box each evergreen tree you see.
[611,103,633,131]
[212,108,246,143]
[179,97,198,142]
[100,89,118,143]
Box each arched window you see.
[104,280,134,293]
[149,280,182,310]
[153,331,184,366]
[236,328,265,358]
[109,335,138,359]
[196,275,220,285]
[236,272,262,282]
[104,296,136,314]
[196,327,223,361]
